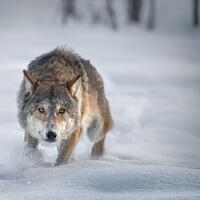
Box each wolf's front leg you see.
[24,133,39,148]
[23,133,44,166]
[55,128,82,166]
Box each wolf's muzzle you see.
[46,131,57,142]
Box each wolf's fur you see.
[17,48,113,165]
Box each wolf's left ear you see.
[67,74,82,99]
[23,69,38,93]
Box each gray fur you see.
[17,48,113,165]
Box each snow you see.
[0,160,200,200]
[0,0,200,199]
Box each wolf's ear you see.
[23,70,38,93]
[67,74,82,99]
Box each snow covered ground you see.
[0,1,200,199]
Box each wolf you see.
[17,48,113,166]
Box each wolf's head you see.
[22,70,82,143]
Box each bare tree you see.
[193,0,199,26]
[90,0,117,29]
[90,5,101,25]
[147,0,156,29]
[128,0,142,23]
[106,0,117,29]
[62,0,76,24]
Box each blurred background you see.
[0,0,200,167]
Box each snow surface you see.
[0,1,200,199]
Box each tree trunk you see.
[147,0,155,30]
[106,0,117,29]
[129,0,142,23]
[62,0,76,24]
[193,0,199,26]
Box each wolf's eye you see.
[58,107,66,115]
[38,107,45,113]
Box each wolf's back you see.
[24,48,102,90]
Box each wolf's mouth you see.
[45,138,56,143]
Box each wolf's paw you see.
[22,147,44,167]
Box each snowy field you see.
[0,1,200,199]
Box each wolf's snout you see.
[46,131,57,142]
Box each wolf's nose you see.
[46,131,57,141]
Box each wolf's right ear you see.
[23,70,38,94]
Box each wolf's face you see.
[23,72,82,143]
[27,98,77,142]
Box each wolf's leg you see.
[91,136,105,158]
[55,128,82,166]
[91,102,113,158]
[24,133,38,148]
[23,133,44,166]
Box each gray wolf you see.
[17,48,113,166]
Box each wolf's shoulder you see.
[28,48,80,70]
[26,48,102,85]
